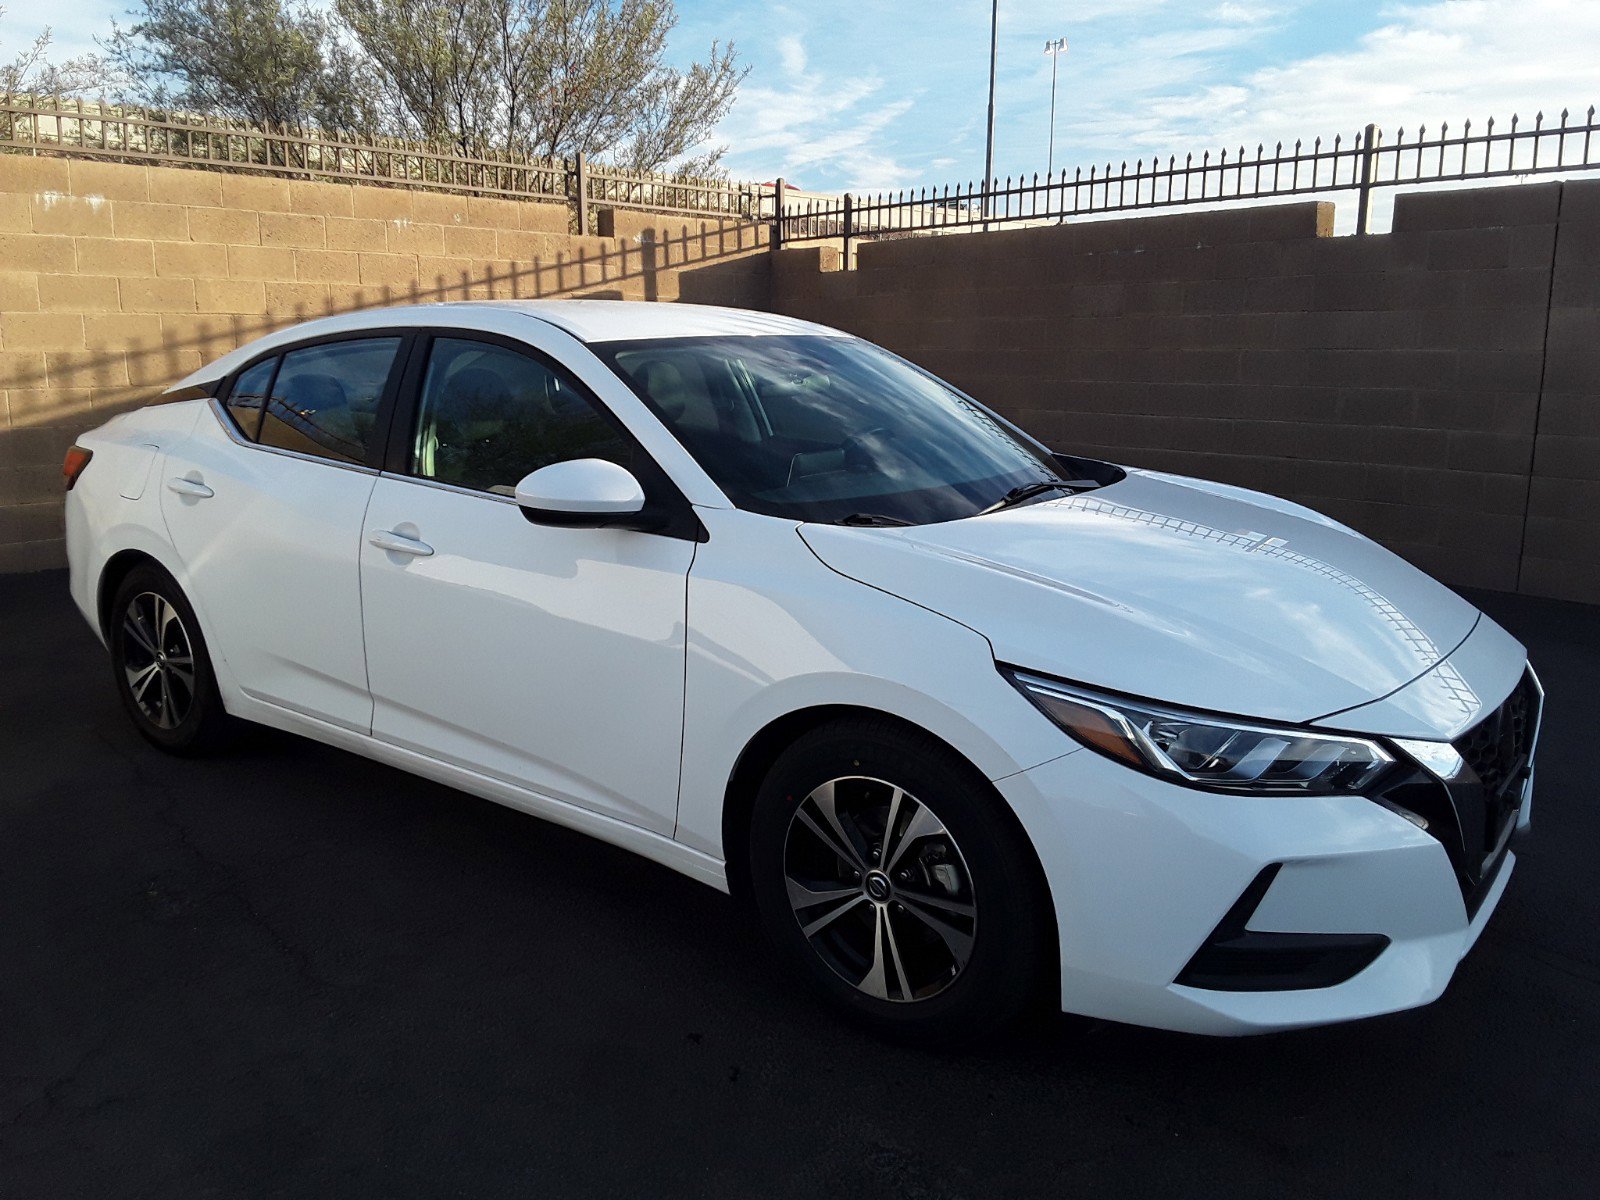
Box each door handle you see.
[368,529,434,557]
[166,477,214,499]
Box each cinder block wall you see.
[770,182,1598,604]
[0,157,769,571]
[1523,183,1600,601]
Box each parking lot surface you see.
[2,569,1598,1199]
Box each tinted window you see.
[594,335,1066,525]
[259,338,401,465]
[411,338,630,495]
[226,356,276,441]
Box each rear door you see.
[160,333,411,732]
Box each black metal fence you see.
[0,94,765,227]
[774,105,1600,251]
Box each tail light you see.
[63,445,94,491]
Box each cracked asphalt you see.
[3,568,1599,1199]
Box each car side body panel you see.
[673,506,1073,860]
[67,402,205,645]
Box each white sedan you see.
[63,301,1539,1040]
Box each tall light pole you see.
[1044,38,1068,178]
[982,0,998,225]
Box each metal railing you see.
[774,105,1600,252]
[0,94,768,226]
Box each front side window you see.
[225,356,276,442]
[259,337,402,465]
[410,338,629,495]
[594,334,1067,525]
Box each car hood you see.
[799,469,1481,725]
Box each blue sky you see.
[6,0,1598,192]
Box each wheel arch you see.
[719,706,1056,921]
[97,548,170,641]
[720,703,1062,1010]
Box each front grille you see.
[1455,674,1536,795]
[1382,668,1541,916]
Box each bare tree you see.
[1,8,118,98]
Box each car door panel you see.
[159,411,378,731]
[356,331,697,836]
[158,334,408,732]
[360,477,694,834]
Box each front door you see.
[358,335,696,835]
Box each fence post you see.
[771,176,785,251]
[574,151,590,235]
[1355,123,1379,235]
[842,192,853,267]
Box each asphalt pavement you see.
[2,569,1597,1199]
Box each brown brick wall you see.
[0,160,770,571]
[1521,180,1600,603]
[769,181,1597,604]
[5,160,1596,604]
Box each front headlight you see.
[1003,668,1394,795]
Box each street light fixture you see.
[1044,38,1068,179]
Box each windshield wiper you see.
[839,512,915,527]
[978,478,1096,516]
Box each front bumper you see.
[995,742,1525,1036]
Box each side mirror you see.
[513,458,649,528]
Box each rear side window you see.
[259,338,402,465]
[410,338,630,495]
[225,356,276,441]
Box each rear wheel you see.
[749,718,1051,1043]
[109,564,234,755]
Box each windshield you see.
[593,334,1072,525]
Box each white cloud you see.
[1211,2,1281,25]
[715,22,922,190]
[775,33,807,79]
[1069,0,1600,161]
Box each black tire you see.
[748,717,1052,1044]
[108,563,235,755]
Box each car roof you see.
[164,301,846,393]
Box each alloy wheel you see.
[121,591,197,731]
[782,776,977,1002]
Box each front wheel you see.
[108,563,234,755]
[748,718,1052,1043]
